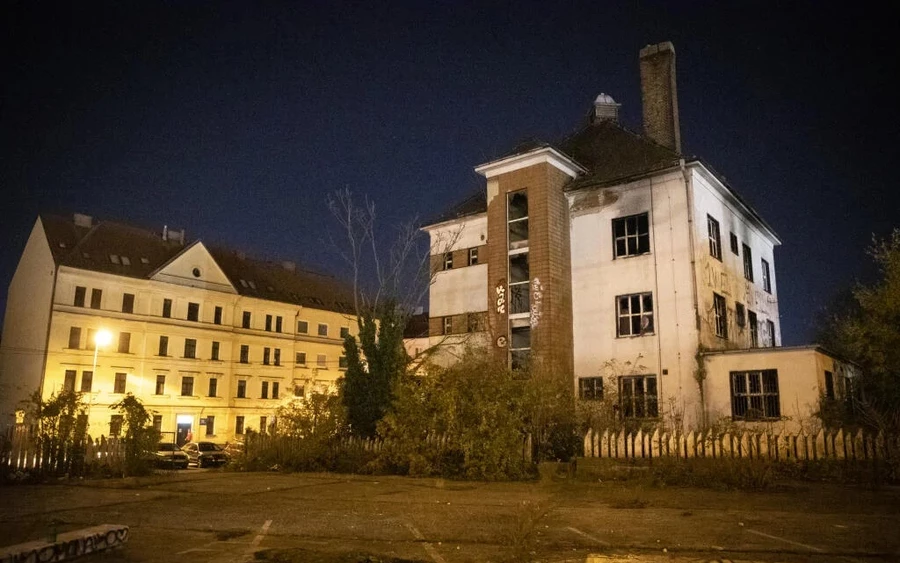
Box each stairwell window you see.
[730,369,780,420]
[707,215,722,261]
[508,190,529,250]
[509,319,531,371]
[612,212,650,258]
[619,375,658,418]
[616,293,654,337]
[443,252,453,270]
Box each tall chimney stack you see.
[639,41,681,153]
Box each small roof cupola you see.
[591,93,620,124]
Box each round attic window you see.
[192,268,201,278]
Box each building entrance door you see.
[176,414,194,446]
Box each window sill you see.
[612,252,652,260]
[616,333,655,339]
[178,395,199,399]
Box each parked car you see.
[181,441,228,467]
[151,442,189,469]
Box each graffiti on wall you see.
[495,281,506,315]
[530,278,543,328]
[1,525,129,563]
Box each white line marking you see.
[566,526,610,546]
[405,523,447,563]
[746,528,824,552]
[246,519,273,553]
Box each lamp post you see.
[88,329,112,434]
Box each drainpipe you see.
[681,158,706,427]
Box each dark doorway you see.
[176,422,192,446]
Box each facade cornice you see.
[474,146,586,179]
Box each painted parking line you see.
[405,523,448,563]
[566,526,610,546]
[745,528,824,552]
[246,519,273,553]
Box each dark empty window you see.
[612,213,650,258]
[508,190,529,250]
[152,415,162,431]
[158,335,169,356]
[297,320,308,334]
[205,415,214,436]
[155,375,165,395]
[273,382,280,399]
[273,348,281,366]
[68,327,82,349]
[181,376,194,396]
[74,286,86,307]
[730,370,780,420]
[263,347,271,365]
[187,302,199,321]
[265,314,273,331]
[295,352,306,365]
[317,323,328,337]
[619,375,658,418]
[211,341,220,361]
[261,381,269,399]
[579,377,604,400]
[735,302,746,328]
[118,332,131,353]
[235,416,245,435]
[114,372,127,394]
[110,415,123,436]
[80,370,92,392]
[766,319,776,347]
[122,293,134,314]
[824,370,835,400]
[237,379,246,398]
[184,338,197,359]
[240,345,249,363]
[340,326,350,339]
[214,306,223,325]
[730,232,739,255]
[64,370,76,392]
[162,298,172,318]
[208,377,217,397]
[749,310,759,347]
[90,288,102,309]
[242,311,251,329]
[275,316,283,333]
[742,244,754,282]
[339,355,348,369]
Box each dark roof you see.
[39,213,356,314]
[426,120,681,227]
[426,189,487,225]
[403,312,429,339]
[559,121,680,190]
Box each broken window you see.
[730,369,780,420]
[707,215,722,261]
[578,377,604,400]
[761,259,772,293]
[616,293,654,337]
[619,375,658,418]
[713,293,727,339]
[612,212,650,258]
[742,244,754,282]
[748,310,759,347]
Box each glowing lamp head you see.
[94,329,113,347]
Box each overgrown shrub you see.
[110,394,160,476]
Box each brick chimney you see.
[639,41,681,153]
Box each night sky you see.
[2,1,898,346]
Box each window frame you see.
[239,344,249,364]
[296,351,307,365]
[730,369,780,420]
[162,298,172,318]
[761,259,772,293]
[158,335,169,357]
[181,376,194,397]
[74,286,86,307]
[208,377,218,397]
[748,310,759,347]
[211,341,220,361]
[443,252,453,270]
[611,212,651,259]
[90,288,102,309]
[578,377,604,401]
[707,215,722,261]
[616,292,654,337]
[713,293,728,339]
[618,375,659,419]
[242,311,251,329]
[155,374,165,395]
[297,320,309,334]
[237,379,247,399]
[68,326,82,349]
[122,293,135,314]
[317,323,328,337]
[187,302,200,322]
[316,354,327,368]
[742,243,754,282]
[80,370,93,393]
[730,232,739,255]
[183,338,197,359]
[468,247,479,266]
[114,372,127,394]
[118,332,131,353]
[214,306,223,325]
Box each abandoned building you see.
[412,42,855,430]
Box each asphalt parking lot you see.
[1,470,899,563]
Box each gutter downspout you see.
[681,158,706,427]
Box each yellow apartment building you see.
[0,213,356,443]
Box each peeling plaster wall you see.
[569,170,702,424]
[690,166,780,350]
[427,215,489,318]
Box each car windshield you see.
[198,443,222,452]
[158,443,178,452]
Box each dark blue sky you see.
[2,1,898,345]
